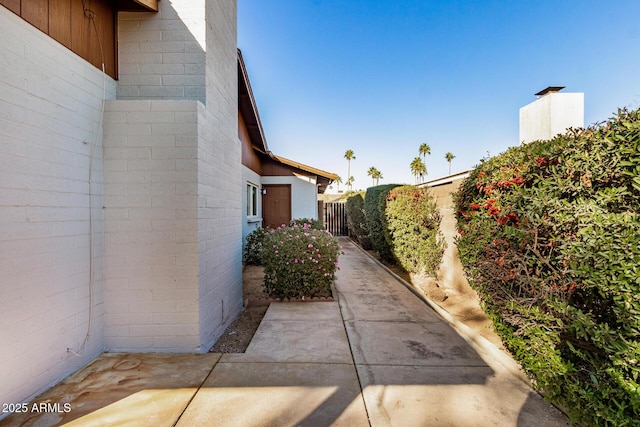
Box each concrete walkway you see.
[1,238,569,426]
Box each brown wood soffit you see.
[238,48,268,154]
[116,0,158,12]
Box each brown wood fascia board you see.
[271,154,338,181]
[238,49,269,153]
[116,0,158,12]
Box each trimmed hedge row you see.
[345,192,371,249]
[364,184,400,262]
[355,184,444,276]
[454,108,640,425]
[384,186,444,276]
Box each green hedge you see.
[364,184,400,262]
[384,186,444,275]
[454,108,640,425]
[345,193,371,249]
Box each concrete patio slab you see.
[337,290,442,322]
[0,237,570,426]
[221,320,352,364]
[357,364,568,426]
[334,255,398,294]
[262,301,343,321]
[176,362,369,427]
[0,353,220,427]
[346,320,487,366]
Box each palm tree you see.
[367,166,380,186]
[445,152,456,175]
[334,175,342,192]
[410,157,426,184]
[372,169,383,185]
[346,176,355,191]
[344,149,355,189]
[419,143,431,163]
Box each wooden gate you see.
[324,202,348,236]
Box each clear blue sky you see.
[238,0,640,192]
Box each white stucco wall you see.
[519,92,584,144]
[242,166,263,244]
[0,5,113,408]
[261,174,320,221]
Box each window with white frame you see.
[247,183,259,218]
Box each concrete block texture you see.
[0,5,114,409]
[1,0,240,413]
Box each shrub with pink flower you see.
[261,221,341,299]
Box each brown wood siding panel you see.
[22,0,49,32]
[239,110,262,174]
[261,158,297,177]
[0,0,20,14]
[49,0,71,48]
[1,0,117,78]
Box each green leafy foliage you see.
[364,184,400,262]
[345,193,372,249]
[261,222,341,299]
[243,227,269,265]
[384,186,445,275]
[454,108,640,425]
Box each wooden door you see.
[262,184,291,228]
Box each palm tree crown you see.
[344,149,355,190]
[419,143,431,161]
[410,157,426,184]
[445,152,456,175]
[367,166,383,186]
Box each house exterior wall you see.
[242,165,263,243]
[0,0,240,412]
[0,5,113,408]
[519,92,584,144]
[117,1,207,103]
[104,0,241,352]
[197,0,242,348]
[102,100,202,351]
[261,175,319,221]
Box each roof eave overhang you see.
[116,0,158,12]
[238,49,269,153]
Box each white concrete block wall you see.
[106,0,241,352]
[102,100,201,352]
[197,0,242,350]
[118,1,207,103]
[262,175,320,221]
[0,6,113,408]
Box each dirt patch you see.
[209,265,268,354]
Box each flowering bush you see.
[261,222,341,299]
[454,108,640,425]
[243,227,269,265]
[288,217,324,230]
